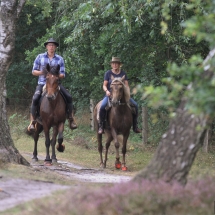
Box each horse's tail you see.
[93,100,103,131]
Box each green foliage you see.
[8,0,215,142]
[141,0,215,121]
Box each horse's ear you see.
[111,75,115,81]
[46,64,50,72]
[121,75,125,82]
[42,65,48,75]
[56,64,60,76]
[57,64,60,72]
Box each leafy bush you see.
[21,176,215,215]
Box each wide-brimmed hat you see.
[110,57,122,64]
[44,38,59,47]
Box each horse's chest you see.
[40,101,66,125]
[109,108,132,129]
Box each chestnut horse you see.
[32,64,67,165]
[94,75,133,171]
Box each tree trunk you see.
[0,0,29,165]
[133,49,215,185]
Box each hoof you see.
[44,161,52,166]
[115,162,121,169]
[52,158,58,163]
[56,144,65,152]
[100,163,105,168]
[32,157,38,162]
[121,166,127,171]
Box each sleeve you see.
[59,57,66,77]
[104,70,110,81]
[32,54,41,73]
[123,71,128,80]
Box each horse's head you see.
[44,64,60,101]
[110,75,130,106]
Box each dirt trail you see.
[0,158,132,212]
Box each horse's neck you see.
[118,95,127,104]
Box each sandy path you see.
[0,159,131,212]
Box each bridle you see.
[46,74,60,101]
[110,80,126,106]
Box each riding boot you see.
[98,109,105,134]
[27,105,37,132]
[133,114,141,133]
[98,121,104,134]
[67,103,77,130]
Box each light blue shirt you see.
[32,52,66,85]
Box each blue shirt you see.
[104,70,128,91]
[32,52,66,85]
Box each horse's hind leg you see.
[32,123,43,162]
[104,135,113,168]
[32,131,39,162]
[56,123,65,153]
[97,133,104,168]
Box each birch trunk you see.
[0,0,28,165]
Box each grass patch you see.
[7,106,215,179]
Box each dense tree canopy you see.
[3,0,215,183]
[15,0,210,106]
[7,0,211,142]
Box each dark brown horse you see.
[94,75,133,171]
[32,64,67,165]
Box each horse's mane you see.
[111,77,130,103]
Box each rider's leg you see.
[60,85,77,130]
[67,103,77,129]
[98,96,108,134]
[28,85,43,132]
[130,98,141,133]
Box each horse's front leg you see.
[51,126,58,163]
[121,132,130,171]
[56,122,65,153]
[43,125,51,164]
[111,129,121,169]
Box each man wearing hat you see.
[27,38,77,132]
[98,56,141,134]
